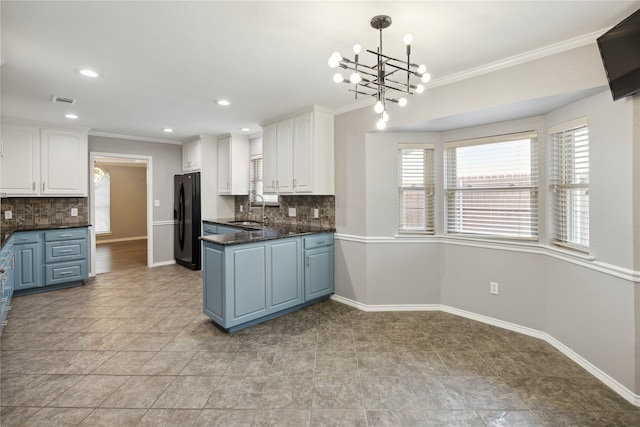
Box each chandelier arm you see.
[339,57,378,71]
[365,50,424,74]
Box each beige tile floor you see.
[1,264,639,426]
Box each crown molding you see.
[88,131,181,145]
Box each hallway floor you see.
[1,264,638,426]
[95,239,147,274]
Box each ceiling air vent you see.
[51,95,76,105]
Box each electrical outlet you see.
[490,281,499,295]
[4,210,12,220]
[239,205,243,212]
[70,207,78,217]
[288,207,296,217]
[314,208,319,219]
[154,199,160,207]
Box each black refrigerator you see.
[174,172,201,270]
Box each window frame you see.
[398,143,435,235]
[94,167,111,235]
[249,155,279,206]
[444,131,539,241]
[549,117,589,253]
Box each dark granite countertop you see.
[1,223,91,247]
[201,219,335,246]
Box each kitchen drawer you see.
[45,260,87,285]
[45,239,86,262]
[203,223,218,235]
[303,233,334,249]
[44,228,87,242]
[13,231,41,245]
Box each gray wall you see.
[333,42,640,398]
[89,135,182,265]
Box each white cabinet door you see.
[40,128,88,196]
[183,139,202,172]
[217,135,249,195]
[276,118,294,194]
[0,125,39,195]
[217,136,231,194]
[293,112,313,193]
[262,124,277,193]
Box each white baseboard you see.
[329,294,640,407]
[97,236,147,244]
[150,260,176,268]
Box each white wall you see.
[333,42,640,401]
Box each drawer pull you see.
[20,237,29,240]
[58,234,73,238]
[4,305,10,311]
[59,271,73,276]
[315,240,325,244]
[58,249,74,254]
[1,321,7,326]
[0,297,7,303]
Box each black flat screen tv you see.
[597,8,640,101]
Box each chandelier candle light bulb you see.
[329,15,430,129]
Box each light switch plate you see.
[154,199,160,207]
[314,209,319,219]
[4,210,12,220]
[70,208,78,217]
[288,207,296,217]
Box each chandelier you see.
[328,15,430,130]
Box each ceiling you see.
[2,1,639,143]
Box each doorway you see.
[89,152,153,275]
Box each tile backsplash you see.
[0,197,89,229]
[235,195,335,228]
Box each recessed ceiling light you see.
[80,69,99,78]
[65,113,79,119]
[216,100,230,106]
[240,127,250,132]
[162,128,174,133]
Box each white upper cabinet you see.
[0,124,40,195]
[40,128,88,196]
[1,124,88,196]
[261,107,334,195]
[217,134,249,195]
[182,138,202,172]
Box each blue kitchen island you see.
[200,220,335,333]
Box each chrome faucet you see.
[254,194,266,223]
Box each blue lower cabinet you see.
[14,242,41,290]
[10,227,89,297]
[269,239,302,311]
[303,233,335,301]
[230,244,268,323]
[203,232,333,332]
[216,225,243,235]
[1,238,14,333]
[203,245,225,325]
[304,245,335,301]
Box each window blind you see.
[444,133,538,239]
[398,144,434,233]
[250,157,278,204]
[94,172,111,234]
[550,118,589,251]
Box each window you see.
[549,118,589,251]
[444,131,538,239]
[398,144,434,233]
[250,156,278,205]
[94,167,111,234]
